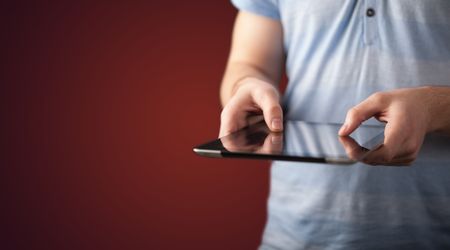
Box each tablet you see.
[193,120,385,164]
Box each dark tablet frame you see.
[193,121,384,165]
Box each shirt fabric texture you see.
[230,0,450,249]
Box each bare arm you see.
[219,11,285,137]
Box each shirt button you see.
[366,8,375,17]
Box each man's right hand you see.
[219,77,283,137]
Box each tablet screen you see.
[194,120,385,164]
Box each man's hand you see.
[219,77,283,137]
[219,11,284,137]
[338,87,438,165]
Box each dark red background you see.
[1,1,270,249]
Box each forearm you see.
[220,61,281,107]
[427,86,450,135]
[220,11,284,107]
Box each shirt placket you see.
[364,0,379,45]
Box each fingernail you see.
[339,124,348,135]
[272,118,283,131]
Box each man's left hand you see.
[338,87,440,165]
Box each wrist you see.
[423,86,450,133]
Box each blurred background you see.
[1,1,270,249]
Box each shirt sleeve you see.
[231,0,280,20]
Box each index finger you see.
[339,93,388,136]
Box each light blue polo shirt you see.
[231,0,450,249]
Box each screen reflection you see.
[220,121,384,163]
[260,133,450,249]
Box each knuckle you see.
[260,88,277,102]
[370,92,390,105]
[347,107,363,121]
[347,108,357,117]
[268,105,282,115]
[260,91,271,103]
[253,88,265,103]
[267,85,279,96]
[256,90,280,111]
[405,140,420,155]
[404,146,416,156]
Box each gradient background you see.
[1,1,271,249]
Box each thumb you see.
[252,88,283,132]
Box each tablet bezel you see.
[193,121,384,164]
